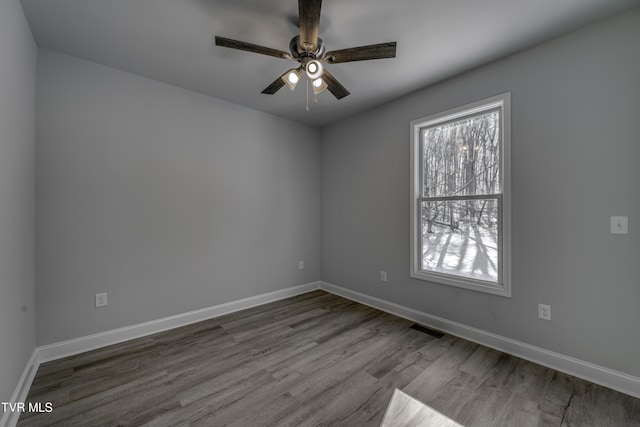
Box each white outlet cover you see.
[610,216,628,234]
[538,304,551,321]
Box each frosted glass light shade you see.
[305,60,323,80]
[282,68,301,91]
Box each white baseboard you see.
[38,281,321,363]
[319,281,640,399]
[0,349,39,427]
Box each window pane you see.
[422,110,500,197]
[420,198,499,283]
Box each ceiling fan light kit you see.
[282,68,302,90]
[305,59,323,80]
[312,77,328,95]
[214,0,397,103]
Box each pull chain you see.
[306,78,310,111]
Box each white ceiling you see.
[20,0,639,128]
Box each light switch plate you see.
[610,216,628,234]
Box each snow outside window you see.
[410,93,511,297]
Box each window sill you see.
[410,269,511,297]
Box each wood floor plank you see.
[18,290,640,427]
[280,370,380,427]
[455,353,520,426]
[404,336,479,403]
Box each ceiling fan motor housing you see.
[290,35,325,59]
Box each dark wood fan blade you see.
[322,69,350,100]
[298,0,322,52]
[325,42,397,63]
[215,36,292,60]
[261,72,288,95]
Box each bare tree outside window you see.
[411,93,510,296]
[421,110,501,282]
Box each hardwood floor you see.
[18,290,640,426]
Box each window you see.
[410,93,511,296]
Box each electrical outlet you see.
[95,292,107,308]
[298,260,304,270]
[380,271,387,282]
[538,304,551,321]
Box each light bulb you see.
[312,77,327,95]
[305,60,323,80]
[281,68,301,91]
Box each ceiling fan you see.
[215,0,397,100]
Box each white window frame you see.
[410,93,511,297]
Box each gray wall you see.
[36,49,320,345]
[320,8,640,377]
[0,0,37,403]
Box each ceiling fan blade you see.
[298,0,322,52]
[261,72,288,95]
[322,69,350,100]
[325,42,397,63]
[215,36,292,60]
